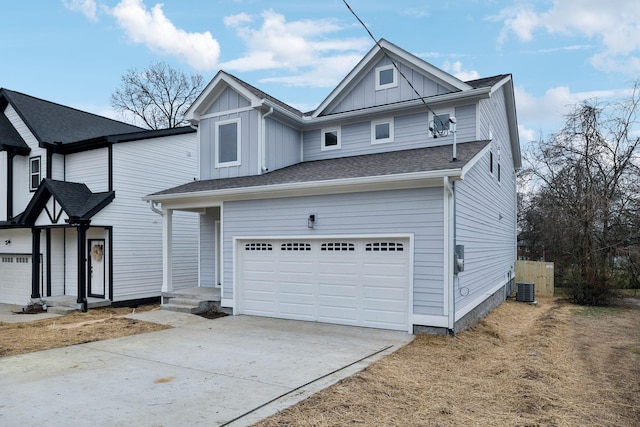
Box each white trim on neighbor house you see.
[230,233,415,333]
[371,118,394,144]
[214,118,241,168]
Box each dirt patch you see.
[256,297,640,426]
[0,304,170,358]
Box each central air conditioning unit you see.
[516,282,535,303]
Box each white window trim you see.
[429,109,454,138]
[371,119,394,144]
[321,127,341,151]
[29,156,41,192]
[375,64,398,90]
[215,118,241,167]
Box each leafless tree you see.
[520,82,640,304]
[111,62,204,129]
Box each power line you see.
[341,0,439,121]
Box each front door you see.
[88,239,105,298]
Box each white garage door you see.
[0,254,35,305]
[238,238,410,331]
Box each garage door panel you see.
[0,255,35,305]
[239,238,410,331]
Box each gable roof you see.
[147,140,489,202]
[311,39,473,118]
[0,112,29,154]
[0,88,143,146]
[18,179,115,225]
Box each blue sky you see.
[2,0,640,146]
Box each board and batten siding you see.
[90,133,199,301]
[454,86,517,319]
[328,57,450,114]
[265,117,301,171]
[303,104,477,161]
[221,188,447,316]
[199,110,260,180]
[204,86,251,115]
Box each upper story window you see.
[215,118,241,167]
[375,65,397,90]
[29,156,41,192]
[371,119,394,144]
[321,127,341,151]
[430,110,453,138]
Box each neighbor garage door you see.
[0,254,35,305]
[238,238,410,331]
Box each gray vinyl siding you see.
[454,85,517,318]
[265,117,301,171]
[204,87,250,115]
[200,209,219,287]
[328,57,451,114]
[199,109,260,179]
[93,133,199,301]
[221,188,446,316]
[303,105,477,161]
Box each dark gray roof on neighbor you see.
[18,179,115,225]
[0,88,143,145]
[151,140,489,197]
[0,112,29,153]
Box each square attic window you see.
[375,65,397,90]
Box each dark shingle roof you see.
[18,179,115,225]
[151,140,489,197]
[0,112,29,153]
[466,74,510,89]
[1,89,143,145]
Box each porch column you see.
[68,219,91,310]
[162,209,173,293]
[31,228,41,299]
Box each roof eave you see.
[145,168,465,208]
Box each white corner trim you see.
[221,298,235,312]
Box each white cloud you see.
[63,0,98,22]
[109,0,220,71]
[514,84,628,144]
[220,9,370,86]
[442,61,480,81]
[494,1,640,76]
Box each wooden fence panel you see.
[515,260,555,297]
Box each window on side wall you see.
[29,156,41,192]
[321,128,341,151]
[375,65,397,90]
[371,119,394,144]
[215,118,241,167]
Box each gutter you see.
[144,167,465,204]
[261,105,274,172]
[444,176,456,331]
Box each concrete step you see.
[161,303,200,314]
[46,305,77,315]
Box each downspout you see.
[444,176,456,332]
[261,106,274,173]
[148,200,162,216]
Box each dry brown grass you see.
[0,304,170,357]
[256,297,640,426]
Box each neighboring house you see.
[146,39,521,333]
[0,89,199,308]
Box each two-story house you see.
[0,89,199,309]
[146,39,521,334]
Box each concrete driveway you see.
[0,310,413,426]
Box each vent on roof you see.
[516,282,535,303]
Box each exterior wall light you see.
[308,214,316,229]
